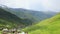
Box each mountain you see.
[0,6,33,29]
[0,7,22,28]
[23,13,60,34]
[0,5,57,24]
[10,8,56,21]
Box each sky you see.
[0,0,60,12]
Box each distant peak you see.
[0,4,7,8]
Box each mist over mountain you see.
[1,5,57,22]
[0,6,33,28]
[0,5,57,28]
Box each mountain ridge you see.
[0,5,58,28]
[0,6,32,28]
[1,6,57,23]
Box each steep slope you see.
[2,7,57,24]
[0,5,56,23]
[10,8,56,21]
[23,13,60,34]
[0,7,26,28]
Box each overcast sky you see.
[0,0,60,12]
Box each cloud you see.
[0,0,60,12]
[29,0,60,12]
[0,0,29,9]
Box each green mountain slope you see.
[1,5,57,24]
[9,8,56,23]
[0,6,37,29]
[23,13,60,34]
[0,7,26,29]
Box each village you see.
[1,28,28,34]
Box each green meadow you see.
[23,13,60,34]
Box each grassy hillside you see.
[0,7,22,28]
[1,5,56,24]
[0,7,30,29]
[23,13,60,34]
[0,6,39,28]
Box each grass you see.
[23,13,60,34]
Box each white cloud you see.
[0,0,60,12]
[0,0,29,9]
[28,0,60,12]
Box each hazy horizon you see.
[0,0,60,12]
